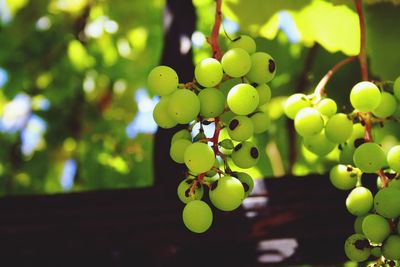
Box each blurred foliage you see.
[0,0,399,195]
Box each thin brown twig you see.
[354,0,368,81]
[207,0,223,60]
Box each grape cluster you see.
[149,35,276,233]
[285,77,400,263]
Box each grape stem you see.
[354,0,368,81]
[313,56,357,103]
[207,0,224,60]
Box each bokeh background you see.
[0,0,399,196]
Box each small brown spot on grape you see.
[354,138,365,148]
[229,119,239,130]
[347,166,353,172]
[354,239,370,250]
[268,59,276,73]
[210,180,218,191]
[234,143,243,152]
[250,147,259,159]
[185,188,191,197]
[242,182,249,192]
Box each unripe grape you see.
[316,98,337,117]
[209,176,244,211]
[344,234,371,262]
[249,112,270,134]
[221,48,251,77]
[198,87,225,119]
[387,145,400,173]
[255,83,271,106]
[350,81,382,112]
[170,139,191,163]
[371,247,382,258]
[294,107,324,137]
[147,65,178,96]
[329,164,359,190]
[171,129,192,144]
[153,96,177,129]
[353,142,387,173]
[231,141,259,169]
[303,131,336,156]
[374,187,400,219]
[227,83,259,115]
[184,142,215,174]
[228,35,256,54]
[195,58,223,87]
[284,93,311,120]
[168,89,200,124]
[354,215,366,234]
[325,113,353,143]
[227,116,254,141]
[362,214,390,243]
[346,187,373,216]
[382,235,400,260]
[177,179,204,204]
[372,92,397,118]
[232,172,254,197]
[182,200,213,233]
[394,76,400,101]
[220,111,236,126]
[246,52,276,84]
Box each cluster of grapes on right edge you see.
[285,77,400,264]
[149,35,276,233]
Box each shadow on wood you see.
[0,174,353,266]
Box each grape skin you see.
[227,83,259,115]
[344,234,371,262]
[362,214,390,243]
[182,200,213,233]
[350,81,382,112]
[284,93,311,120]
[346,187,373,216]
[194,58,223,87]
[374,187,400,219]
[228,35,256,54]
[329,164,359,190]
[382,235,400,260]
[209,176,244,211]
[184,142,215,174]
[294,107,324,137]
[221,48,251,77]
[353,142,387,173]
[177,179,204,204]
[387,145,400,173]
[147,65,178,96]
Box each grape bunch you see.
[285,77,400,264]
[148,35,276,233]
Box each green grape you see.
[209,176,244,211]
[194,58,223,87]
[256,83,272,106]
[249,112,270,134]
[177,179,204,204]
[353,142,387,173]
[227,83,259,115]
[168,89,200,124]
[350,81,382,112]
[221,48,251,77]
[227,115,254,141]
[362,214,390,243]
[398,221,400,234]
[370,247,382,258]
[219,78,241,97]
[170,139,191,163]
[246,52,276,84]
[220,111,236,126]
[206,158,220,177]
[284,93,311,120]
[374,187,400,219]
[232,172,254,197]
[294,107,324,137]
[228,35,256,54]
[389,177,400,190]
[231,141,259,169]
[184,142,215,174]
[354,215,366,234]
[338,123,365,165]
[198,87,225,119]
[372,92,397,118]
[394,76,400,101]
[316,98,337,117]
[387,145,400,172]
[325,113,353,143]
[393,104,400,119]
[303,130,336,156]
[153,96,177,129]
[171,129,192,144]
[382,235,400,260]
[346,187,373,216]
[147,65,178,96]
[329,164,360,190]
[182,200,213,233]
[344,234,371,262]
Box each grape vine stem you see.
[354,0,368,81]
[207,0,223,60]
[313,56,357,102]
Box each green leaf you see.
[291,0,359,55]
[365,3,400,80]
